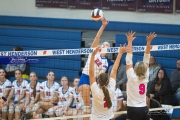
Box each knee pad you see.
[31,103,40,112]
[15,106,21,112]
[9,106,14,113]
[47,108,54,115]
[2,106,8,112]
[55,109,63,117]
[26,107,32,113]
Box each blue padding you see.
[170,108,180,118]
[0,36,81,49]
[0,16,180,35]
[121,55,176,77]
[0,45,81,61]
[30,67,79,80]
[31,59,81,71]
[116,34,180,45]
[0,27,82,41]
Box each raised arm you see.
[89,46,101,85]
[126,31,136,70]
[91,18,108,48]
[110,44,126,80]
[144,32,157,67]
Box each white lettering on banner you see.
[169,44,180,50]
[158,45,168,50]
[149,0,170,3]
[6,51,37,56]
[132,46,145,52]
[107,47,119,53]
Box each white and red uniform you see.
[12,80,28,102]
[83,53,108,77]
[0,79,12,97]
[71,87,84,109]
[57,86,73,107]
[126,68,149,107]
[40,81,60,99]
[26,82,41,102]
[113,88,124,111]
[90,78,116,120]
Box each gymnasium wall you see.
[0,0,179,25]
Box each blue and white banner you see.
[0,44,179,57]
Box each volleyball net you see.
[1,43,180,120]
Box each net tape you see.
[0,44,179,57]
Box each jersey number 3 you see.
[139,84,145,95]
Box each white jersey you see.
[40,81,60,99]
[57,86,73,107]
[0,79,12,97]
[82,53,108,77]
[126,68,149,107]
[12,80,28,102]
[26,82,41,102]
[113,88,124,111]
[71,87,84,109]
[90,78,116,120]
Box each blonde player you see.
[23,72,40,117]
[32,71,60,118]
[89,45,126,120]
[125,31,156,120]
[7,69,28,120]
[0,69,12,120]
[78,18,110,118]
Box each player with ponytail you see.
[89,44,126,120]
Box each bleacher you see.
[0,24,83,80]
[0,15,180,80]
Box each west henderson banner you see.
[102,0,136,11]
[176,0,180,13]
[0,44,179,57]
[36,0,67,8]
[68,0,101,9]
[137,0,173,13]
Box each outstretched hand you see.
[119,44,127,54]
[101,17,109,26]
[146,32,157,43]
[92,46,101,56]
[126,31,136,42]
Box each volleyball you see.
[91,8,104,21]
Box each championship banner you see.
[176,0,180,13]
[68,0,101,9]
[36,0,68,8]
[137,0,173,13]
[0,44,179,57]
[102,0,136,11]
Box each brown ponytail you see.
[33,81,37,98]
[30,72,38,98]
[98,73,112,109]
[101,86,112,109]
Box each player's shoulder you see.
[22,80,28,84]
[5,79,11,84]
